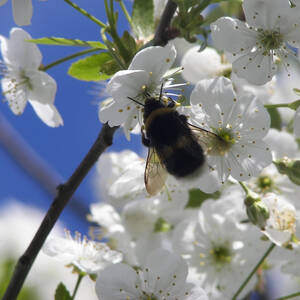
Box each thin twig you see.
[153,0,178,46]
[2,124,119,300]
[2,1,178,298]
[232,243,276,300]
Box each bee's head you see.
[143,97,165,120]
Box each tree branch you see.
[2,1,178,299]
[153,0,178,46]
[2,124,118,300]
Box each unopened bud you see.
[244,192,270,229]
[274,158,300,185]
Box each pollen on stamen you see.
[166,58,170,63]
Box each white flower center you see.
[258,29,283,55]
[209,243,232,270]
[271,207,296,233]
[207,127,236,156]
[3,69,32,97]
[255,175,275,194]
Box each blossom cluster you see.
[2,0,300,299]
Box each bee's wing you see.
[145,148,168,196]
[188,123,218,154]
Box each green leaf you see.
[185,188,220,208]
[121,31,137,57]
[27,37,106,49]
[132,0,154,38]
[55,283,72,300]
[99,58,120,76]
[266,107,282,130]
[68,52,113,81]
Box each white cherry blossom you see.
[93,150,146,209]
[261,193,297,247]
[189,76,272,183]
[88,203,139,266]
[0,28,63,127]
[172,199,269,299]
[43,230,123,274]
[264,129,299,160]
[0,201,98,300]
[99,45,177,139]
[0,0,33,26]
[96,249,208,300]
[181,46,231,84]
[211,0,300,85]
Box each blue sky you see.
[0,0,143,234]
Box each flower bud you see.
[274,158,300,185]
[244,192,270,229]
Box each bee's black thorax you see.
[143,97,205,178]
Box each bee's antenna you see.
[159,82,164,100]
[127,96,145,107]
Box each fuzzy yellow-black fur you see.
[142,97,205,177]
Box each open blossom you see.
[99,45,177,139]
[43,230,123,274]
[211,0,300,85]
[0,0,33,26]
[189,76,272,183]
[172,199,269,299]
[261,193,297,247]
[0,28,63,127]
[93,150,146,209]
[96,249,208,300]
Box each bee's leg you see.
[142,131,151,147]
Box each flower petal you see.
[99,98,139,128]
[191,77,237,129]
[29,101,63,127]
[237,96,270,140]
[0,28,41,69]
[96,263,140,300]
[12,0,33,26]
[143,249,188,297]
[129,44,176,79]
[232,50,277,85]
[243,0,292,30]
[1,77,28,115]
[211,17,257,54]
[229,140,272,180]
[181,46,231,83]
[107,69,149,102]
[28,71,57,104]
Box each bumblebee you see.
[139,95,215,195]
